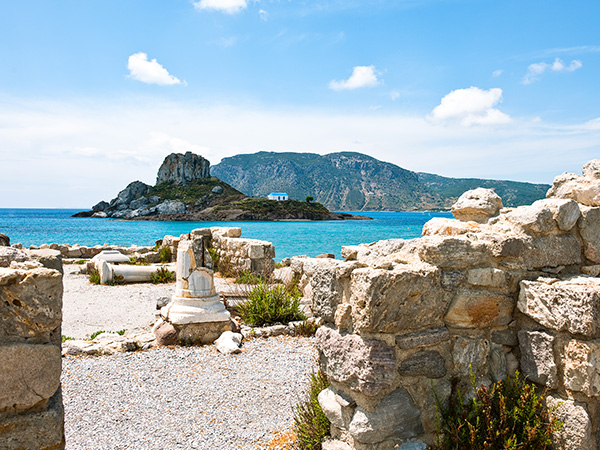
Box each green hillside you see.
[211,151,551,211]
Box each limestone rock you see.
[302,258,352,322]
[92,200,109,211]
[518,330,557,388]
[0,233,10,246]
[523,234,581,270]
[395,327,450,349]
[397,350,447,378]
[417,235,494,269]
[156,200,186,215]
[0,247,30,267]
[111,180,150,207]
[546,395,594,450]
[0,344,61,412]
[0,267,63,342]
[451,188,502,223]
[466,267,506,287]
[452,336,489,376]
[350,263,446,334]
[489,344,507,382]
[318,387,355,429]
[29,249,63,274]
[518,277,600,337]
[316,327,396,396]
[503,199,580,234]
[578,206,600,263]
[547,163,600,207]
[348,387,423,444]
[0,388,64,450]
[152,319,178,346]
[422,217,480,236]
[444,289,514,329]
[215,331,242,354]
[322,440,353,450]
[156,151,210,185]
[562,339,600,396]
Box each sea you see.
[0,209,452,260]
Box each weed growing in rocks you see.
[89,330,107,340]
[151,266,176,284]
[293,320,320,337]
[433,370,562,450]
[235,270,264,285]
[88,268,100,285]
[292,370,330,450]
[62,335,74,342]
[238,282,305,326]
[158,246,172,263]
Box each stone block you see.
[0,268,63,342]
[422,217,477,236]
[491,328,518,347]
[417,236,493,269]
[518,330,557,388]
[444,289,514,329]
[29,249,63,274]
[452,336,489,376]
[518,277,600,337]
[451,188,502,223]
[318,387,355,430]
[395,327,450,349]
[578,207,600,264]
[546,395,594,450]
[0,388,64,450]
[303,259,350,323]
[466,267,506,287]
[489,343,507,382]
[316,327,396,396]
[523,235,581,269]
[348,387,423,445]
[0,247,30,267]
[562,339,600,396]
[350,263,446,334]
[398,350,447,378]
[0,343,61,412]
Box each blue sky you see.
[1,0,599,207]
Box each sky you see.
[1,0,599,208]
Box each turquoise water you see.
[0,209,452,260]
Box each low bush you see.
[151,266,176,284]
[238,282,306,326]
[433,370,562,450]
[88,268,100,285]
[158,246,172,263]
[293,370,330,450]
[208,247,220,272]
[235,270,264,285]
[293,320,319,337]
[89,330,107,340]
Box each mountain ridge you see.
[211,151,551,211]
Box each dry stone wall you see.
[290,160,600,449]
[0,248,65,450]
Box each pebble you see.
[62,335,318,450]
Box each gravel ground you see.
[62,336,318,450]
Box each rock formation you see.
[286,160,600,449]
[156,151,210,185]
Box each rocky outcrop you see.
[0,254,64,449]
[156,151,210,185]
[284,160,600,449]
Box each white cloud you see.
[522,58,582,84]
[127,52,182,86]
[492,69,503,77]
[429,87,511,126]
[193,0,247,14]
[390,90,400,100]
[329,65,381,91]
[259,9,269,21]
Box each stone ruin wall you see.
[0,248,65,450]
[288,160,600,450]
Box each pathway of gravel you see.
[62,336,317,450]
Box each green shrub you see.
[89,330,106,340]
[208,247,220,272]
[158,246,172,263]
[293,370,330,450]
[235,270,264,285]
[151,266,176,284]
[433,370,562,450]
[238,282,306,326]
[293,320,319,337]
[88,268,100,285]
[122,257,149,265]
[116,329,126,336]
[75,259,86,265]
[62,335,74,342]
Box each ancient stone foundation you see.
[290,160,600,449]
[0,249,64,450]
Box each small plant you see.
[75,259,86,265]
[89,330,107,340]
[238,282,306,326]
[293,370,330,450]
[158,246,172,263]
[151,266,176,284]
[433,370,562,450]
[305,196,314,203]
[122,257,149,265]
[274,262,283,269]
[62,335,74,342]
[116,329,126,336]
[111,274,125,285]
[235,270,264,285]
[293,320,319,337]
[88,268,101,285]
[208,247,220,272]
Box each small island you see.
[73,152,371,221]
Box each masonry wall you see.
[0,249,65,450]
[290,160,600,450]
